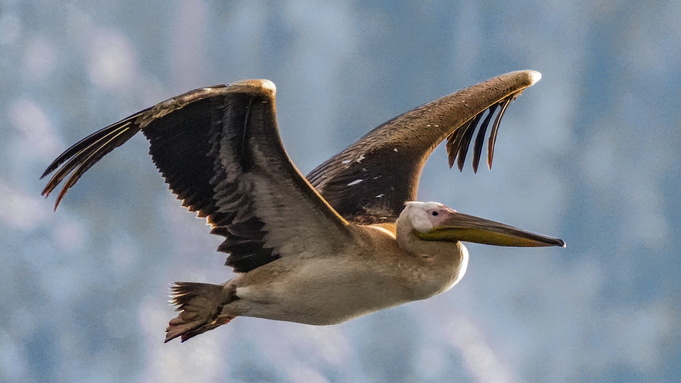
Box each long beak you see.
[416,211,566,247]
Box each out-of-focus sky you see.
[2,1,679,382]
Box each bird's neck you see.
[394,217,469,297]
[395,218,450,256]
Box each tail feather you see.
[165,282,237,343]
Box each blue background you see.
[1,1,679,382]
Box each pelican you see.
[41,70,565,342]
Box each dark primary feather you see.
[445,94,516,172]
[43,85,276,271]
[41,86,228,214]
[40,84,276,271]
[42,80,351,273]
[471,103,497,172]
[486,95,514,168]
[307,71,538,224]
[40,114,142,208]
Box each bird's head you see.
[399,201,565,247]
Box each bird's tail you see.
[164,282,237,343]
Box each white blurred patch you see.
[285,324,351,367]
[23,36,58,80]
[415,346,446,380]
[0,183,45,230]
[52,218,86,253]
[87,29,137,90]
[8,98,60,159]
[0,13,21,45]
[170,0,207,89]
[444,315,515,383]
[108,233,138,272]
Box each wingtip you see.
[513,70,542,86]
[230,79,277,95]
[259,79,276,92]
[526,70,542,86]
[53,192,66,211]
[502,70,542,88]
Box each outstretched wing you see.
[307,70,542,224]
[42,80,353,273]
[41,86,227,212]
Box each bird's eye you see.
[431,211,439,217]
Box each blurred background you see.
[1,1,679,382]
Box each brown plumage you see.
[307,70,539,224]
[41,71,564,342]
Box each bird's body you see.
[184,209,467,327]
[41,71,565,342]
[162,203,474,341]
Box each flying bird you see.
[41,70,565,342]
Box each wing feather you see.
[199,80,353,271]
[308,70,541,224]
[41,86,228,215]
[471,103,497,172]
[42,80,353,273]
[487,95,514,168]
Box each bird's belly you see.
[230,257,420,325]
